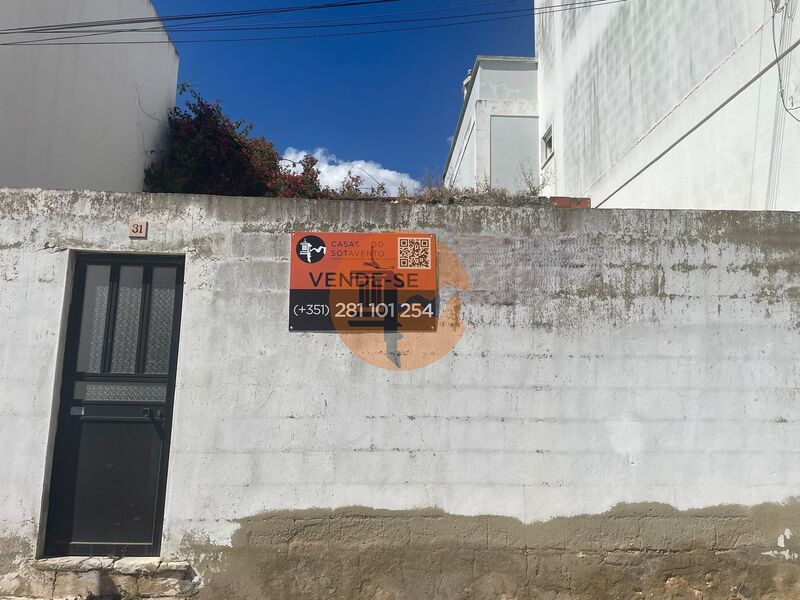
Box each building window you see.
[541,126,554,166]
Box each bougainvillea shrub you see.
[145,89,326,198]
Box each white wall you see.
[1,190,800,558]
[490,115,538,189]
[450,123,477,189]
[537,0,800,210]
[445,57,539,192]
[0,0,179,193]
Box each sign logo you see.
[296,235,327,264]
[289,232,438,334]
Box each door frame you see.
[42,252,185,557]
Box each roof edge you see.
[144,0,179,59]
[443,55,536,180]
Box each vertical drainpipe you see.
[766,0,796,210]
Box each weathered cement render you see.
[187,503,800,600]
[2,189,800,598]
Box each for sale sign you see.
[289,232,438,332]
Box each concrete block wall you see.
[1,189,800,598]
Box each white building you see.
[536,0,800,210]
[0,0,179,193]
[444,56,539,193]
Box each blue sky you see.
[150,0,534,188]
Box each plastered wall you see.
[2,189,800,598]
[445,57,539,192]
[537,0,800,210]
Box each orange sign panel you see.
[289,232,438,332]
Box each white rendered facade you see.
[536,0,800,210]
[0,0,179,192]
[444,56,539,193]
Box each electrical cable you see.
[770,0,800,122]
[2,0,606,35]
[2,0,525,34]
[0,0,401,34]
[0,0,530,45]
[1,0,625,46]
[10,7,539,37]
[37,7,538,35]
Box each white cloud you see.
[283,147,420,195]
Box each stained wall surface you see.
[1,189,800,598]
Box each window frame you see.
[541,125,554,168]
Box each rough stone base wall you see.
[0,557,199,600]
[172,503,800,599]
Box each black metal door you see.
[44,254,184,557]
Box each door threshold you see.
[33,556,191,576]
[27,556,200,599]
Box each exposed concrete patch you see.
[166,501,800,599]
[0,537,33,599]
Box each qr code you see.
[398,237,432,269]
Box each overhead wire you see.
[0,0,403,34]
[0,0,527,45]
[1,0,624,46]
[770,0,800,122]
[8,7,539,37]
[3,0,523,34]
[154,0,525,31]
